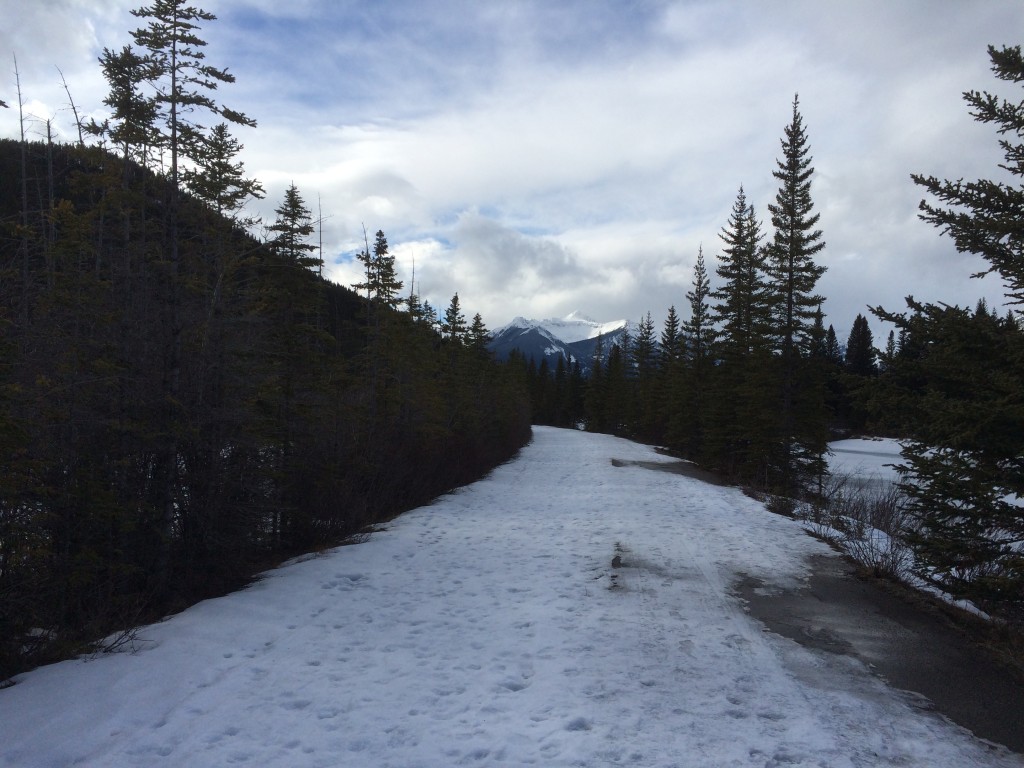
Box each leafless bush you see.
[797,474,917,580]
[98,625,144,655]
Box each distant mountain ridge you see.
[488,311,632,373]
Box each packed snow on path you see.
[2,428,1019,768]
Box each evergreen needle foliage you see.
[870,44,1024,618]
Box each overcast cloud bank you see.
[3,0,1021,339]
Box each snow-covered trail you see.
[1,427,1019,767]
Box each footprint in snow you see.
[565,716,592,731]
[499,678,530,692]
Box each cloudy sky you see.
[4,1,1023,341]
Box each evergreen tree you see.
[765,95,828,493]
[913,45,1024,306]
[845,314,877,377]
[420,299,439,330]
[468,313,490,353]
[631,312,657,376]
[655,305,686,445]
[711,186,771,356]
[824,325,843,365]
[551,355,569,426]
[683,246,714,362]
[676,247,715,458]
[878,329,898,373]
[585,333,606,432]
[630,311,658,438]
[809,307,827,360]
[268,184,320,270]
[705,189,776,478]
[811,318,848,433]
[567,358,585,427]
[369,229,404,311]
[182,122,264,220]
[88,45,158,172]
[441,293,467,342]
[260,184,330,546]
[880,44,1024,615]
[767,95,827,357]
[532,358,554,424]
[602,343,628,435]
[877,300,1024,612]
[659,305,684,366]
[354,227,375,306]
[99,0,257,590]
[129,0,255,188]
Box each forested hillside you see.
[0,3,529,680]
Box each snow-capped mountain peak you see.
[563,310,596,323]
[534,312,628,345]
[488,312,632,373]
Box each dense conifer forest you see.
[0,2,530,680]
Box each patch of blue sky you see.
[218,1,659,114]
[332,249,360,265]
[429,209,466,232]
[426,229,455,247]
[472,208,559,238]
[517,0,666,66]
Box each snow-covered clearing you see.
[828,438,902,489]
[1,427,1019,767]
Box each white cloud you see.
[4,0,1022,339]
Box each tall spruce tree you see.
[711,186,771,356]
[268,184,319,270]
[468,313,490,352]
[655,305,685,444]
[631,312,658,376]
[659,305,684,365]
[816,318,848,432]
[354,229,403,314]
[706,188,776,478]
[824,325,843,365]
[584,333,606,432]
[602,343,628,435]
[89,45,158,173]
[684,246,714,362]
[630,312,658,437]
[677,247,715,458]
[372,230,404,311]
[876,300,1024,612]
[442,293,467,342]
[878,329,898,373]
[182,122,264,220]
[767,96,826,356]
[765,95,828,493]
[130,0,255,188]
[845,314,876,377]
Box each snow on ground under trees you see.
[1,427,1019,767]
